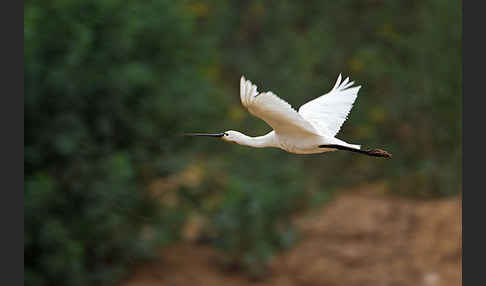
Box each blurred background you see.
[25,1,462,286]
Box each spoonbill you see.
[186,74,392,158]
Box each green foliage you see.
[25,1,217,285]
[25,0,461,284]
[25,156,185,286]
[203,162,306,277]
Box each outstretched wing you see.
[298,74,361,137]
[240,76,318,136]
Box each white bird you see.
[186,74,391,158]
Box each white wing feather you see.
[298,74,361,137]
[240,76,319,136]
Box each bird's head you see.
[221,130,244,144]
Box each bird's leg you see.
[319,144,392,159]
[365,148,393,158]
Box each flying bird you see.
[186,74,391,158]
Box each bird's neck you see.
[237,132,276,148]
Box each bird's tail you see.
[325,136,362,150]
[348,144,361,150]
[336,140,361,150]
[330,138,361,150]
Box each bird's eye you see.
[224,133,228,136]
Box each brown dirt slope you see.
[118,184,462,286]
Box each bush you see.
[207,176,302,278]
[24,1,222,285]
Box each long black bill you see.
[184,132,225,138]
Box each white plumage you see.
[298,73,360,138]
[187,74,391,158]
[239,77,317,137]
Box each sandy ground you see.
[118,184,462,286]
